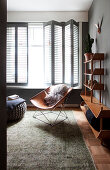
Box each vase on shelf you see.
[84,33,94,62]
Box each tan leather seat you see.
[30,86,72,110]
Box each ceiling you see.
[7,0,93,11]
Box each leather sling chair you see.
[30,85,72,126]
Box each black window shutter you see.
[43,21,52,85]
[17,26,28,83]
[64,19,79,87]
[73,21,79,86]
[53,21,63,84]
[6,23,28,85]
[64,21,71,86]
[44,21,64,85]
[6,27,15,83]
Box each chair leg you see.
[33,105,69,126]
[33,110,53,126]
[53,112,68,126]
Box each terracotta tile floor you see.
[73,108,110,170]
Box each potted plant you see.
[84,33,94,61]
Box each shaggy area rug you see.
[7,111,96,170]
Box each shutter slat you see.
[54,25,63,84]
[17,27,28,83]
[44,25,52,84]
[6,26,28,84]
[65,24,71,84]
[73,24,79,85]
[6,27,15,83]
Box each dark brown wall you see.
[89,0,110,107]
[0,0,7,169]
[6,88,82,105]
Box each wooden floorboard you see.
[73,108,110,170]
[27,107,110,170]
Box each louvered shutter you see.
[6,23,28,85]
[65,24,71,85]
[17,27,28,83]
[6,27,15,83]
[73,23,79,86]
[44,23,52,84]
[64,20,79,86]
[54,24,63,84]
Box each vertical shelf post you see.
[85,62,87,96]
[91,59,93,102]
[99,60,101,103]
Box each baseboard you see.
[64,104,80,107]
[27,104,80,109]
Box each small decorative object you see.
[88,79,98,87]
[93,80,98,85]
[84,34,94,61]
[95,17,103,34]
[88,80,91,86]
[95,23,101,34]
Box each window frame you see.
[43,20,79,87]
[7,22,28,86]
[6,21,80,88]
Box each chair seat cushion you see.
[49,84,69,95]
[44,84,69,106]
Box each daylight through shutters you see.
[54,23,63,84]
[17,27,28,83]
[6,20,79,87]
[73,24,79,85]
[6,23,28,85]
[44,23,52,84]
[7,27,15,83]
[44,20,79,87]
[64,20,79,86]
[65,24,71,85]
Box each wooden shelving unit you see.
[80,91,110,143]
[81,53,110,144]
[83,83,104,90]
[84,68,104,75]
[81,91,110,118]
[84,53,104,103]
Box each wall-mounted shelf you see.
[84,68,104,75]
[81,91,109,118]
[80,91,110,144]
[84,53,104,103]
[84,53,104,63]
[84,83,104,91]
[81,53,110,144]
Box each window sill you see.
[7,85,48,89]
[7,84,82,90]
